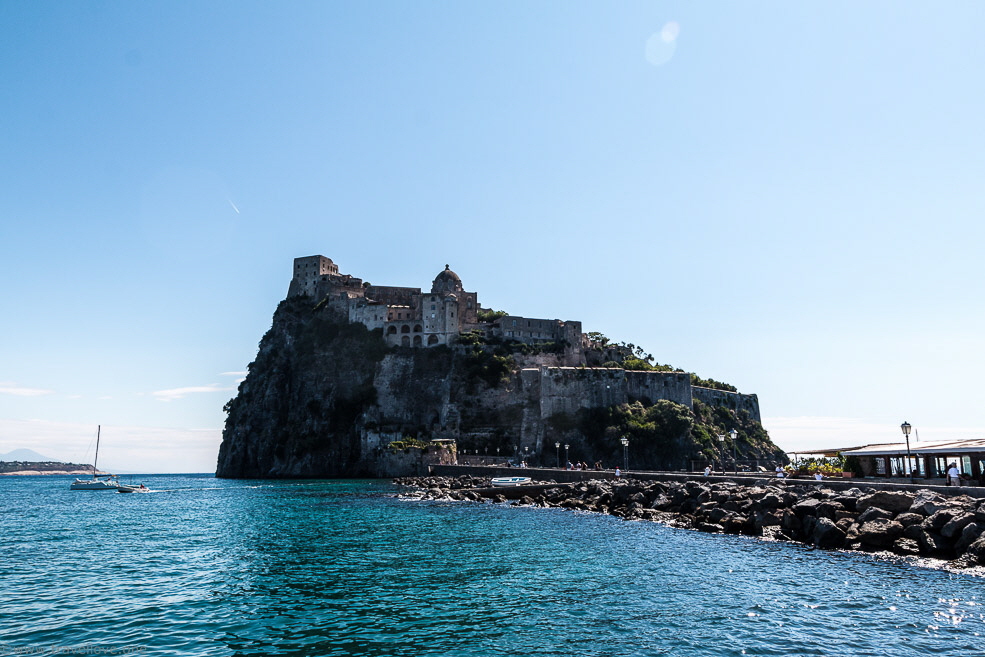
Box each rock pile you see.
[394,476,985,568]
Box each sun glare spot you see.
[661,21,680,43]
[646,21,680,67]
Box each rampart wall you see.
[625,370,692,407]
[692,386,761,423]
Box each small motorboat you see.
[491,476,532,487]
[118,484,150,494]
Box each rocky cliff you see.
[216,296,786,478]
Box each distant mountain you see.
[0,448,60,462]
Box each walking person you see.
[947,463,962,487]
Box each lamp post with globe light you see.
[901,421,914,484]
[729,428,738,474]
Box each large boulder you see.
[909,490,948,516]
[815,501,844,520]
[924,509,957,533]
[856,506,893,524]
[758,493,784,509]
[964,535,985,565]
[916,529,950,556]
[895,512,924,528]
[813,517,846,548]
[975,501,985,523]
[941,513,976,539]
[955,522,985,555]
[856,491,915,515]
[856,518,904,548]
[792,498,824,518]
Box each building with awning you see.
[839,439,985,483]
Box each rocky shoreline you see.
[394,475,985,570]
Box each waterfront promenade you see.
[429,464,985,500]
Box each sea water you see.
[1,475,982,657]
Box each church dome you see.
[432,264,463,293]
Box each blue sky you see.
[2,1,983,472]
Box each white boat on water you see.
[70,426,120,491]
[118,484,149,494]
[491,476,532,487]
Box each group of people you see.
[566,460,602,471]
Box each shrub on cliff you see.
[463,347,514,388]
[476,308,508,322]
[690,374,737,392]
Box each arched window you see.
[414,325,422,333]
[413,335,422,347]
[427,335,439,345]
[401,335,410,346]
[387,326,397,335]
[401,325,410,334]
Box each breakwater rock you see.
[394,476,985,568]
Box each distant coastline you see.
[0,461,105,476]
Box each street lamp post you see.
[717,434,725,475]
[564,444,570,468]
[729,428,738,474]
[555,441,560,468]
[901,421,914,484]
[620,436,629,472]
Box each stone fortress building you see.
[288,255,583,354]
[287,255,761,432]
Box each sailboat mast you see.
[93,425,101,478]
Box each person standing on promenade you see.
[704,465,712,477]
[947,463,961,487]
[615,467,621,478]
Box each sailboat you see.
[69,426,120,491]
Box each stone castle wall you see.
[348,299,388,331]
[691,387,761,423]
[625,370,692,407]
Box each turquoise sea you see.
[2,474,983,656]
